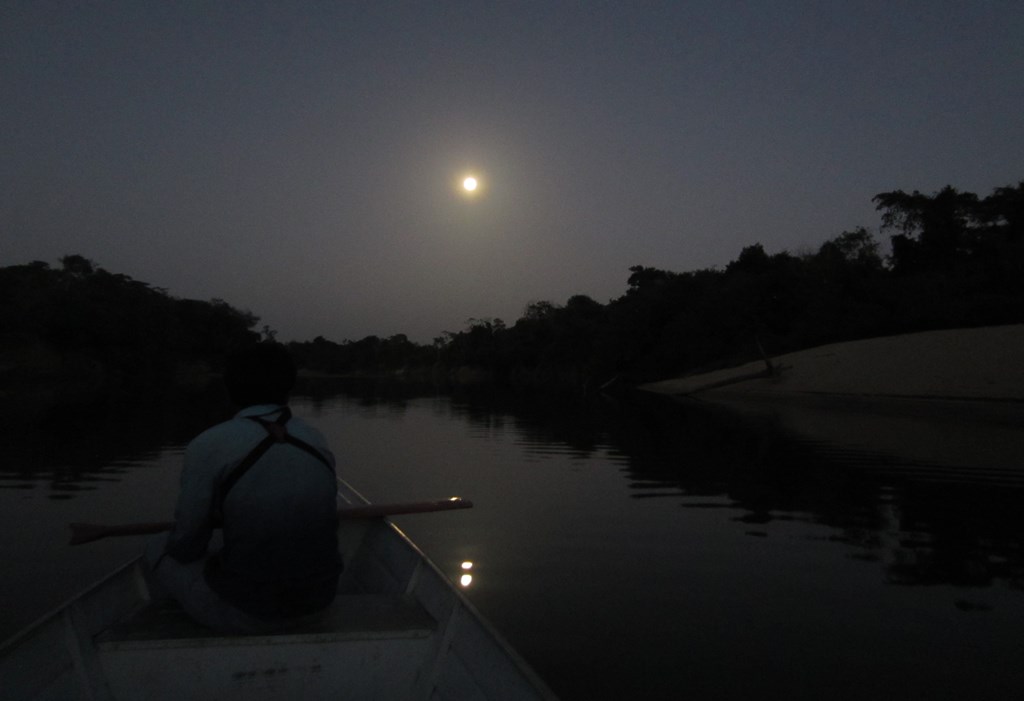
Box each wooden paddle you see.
[69,497,473,546]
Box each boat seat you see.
[96,593,436,649]
[94,594,440,700]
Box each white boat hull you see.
[1,481,557,700]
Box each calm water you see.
[2,383,1023,700]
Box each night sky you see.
[4,2,1023,343]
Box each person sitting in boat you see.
[144,343,342,633]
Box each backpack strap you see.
[212,407,334,525]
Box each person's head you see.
[223,343,297,408]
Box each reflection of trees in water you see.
[0,386,232,497]
[293,376,435,415]
[3,378,429,498]
[885,481,1024,591]
[54,377,1013,595]
[450,389,616,459]
[437,388,1024,594]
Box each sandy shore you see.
[639,325,1024,473]
[639,324,1024,402]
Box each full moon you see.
[462,176,478,192]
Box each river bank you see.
[639,324,1024,401]
[638,325,1024,475]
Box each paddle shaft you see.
[68,497,472,546]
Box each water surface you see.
[2,384,1022,700]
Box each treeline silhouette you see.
[291,181,1023,391]
[3,181,1022,405]
[0,254,260,411]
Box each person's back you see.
[146,344,342,632]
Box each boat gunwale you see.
[0,555,142,653]
[336,476,560,700]
[1,476,560,700]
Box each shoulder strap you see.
[212,408,334,524]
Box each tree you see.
[979,181,1024,241]
[522,300,558,320]
[60,254,96,277]
[725,244,771,274]
[874,186,980,272]
[626,265,676,293]
[818,227,883,270]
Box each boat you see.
[0,479,559,700]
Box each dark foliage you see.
[287,334,435,378]
[0,256,260,408]
[420,180,1024,390]
[4,181,1023,400]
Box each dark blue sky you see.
[4,2,1023,342]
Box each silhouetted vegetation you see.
[4,181,1023,405]
[288,334,435,379]
[413,180,1024,391]
[0,255,260,414]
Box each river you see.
[2,381,1023,700]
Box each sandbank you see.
[640,324,1024,402]
[639,325,1024,474]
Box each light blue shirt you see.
[166,405,339,584]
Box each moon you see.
[455,171,484,198]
